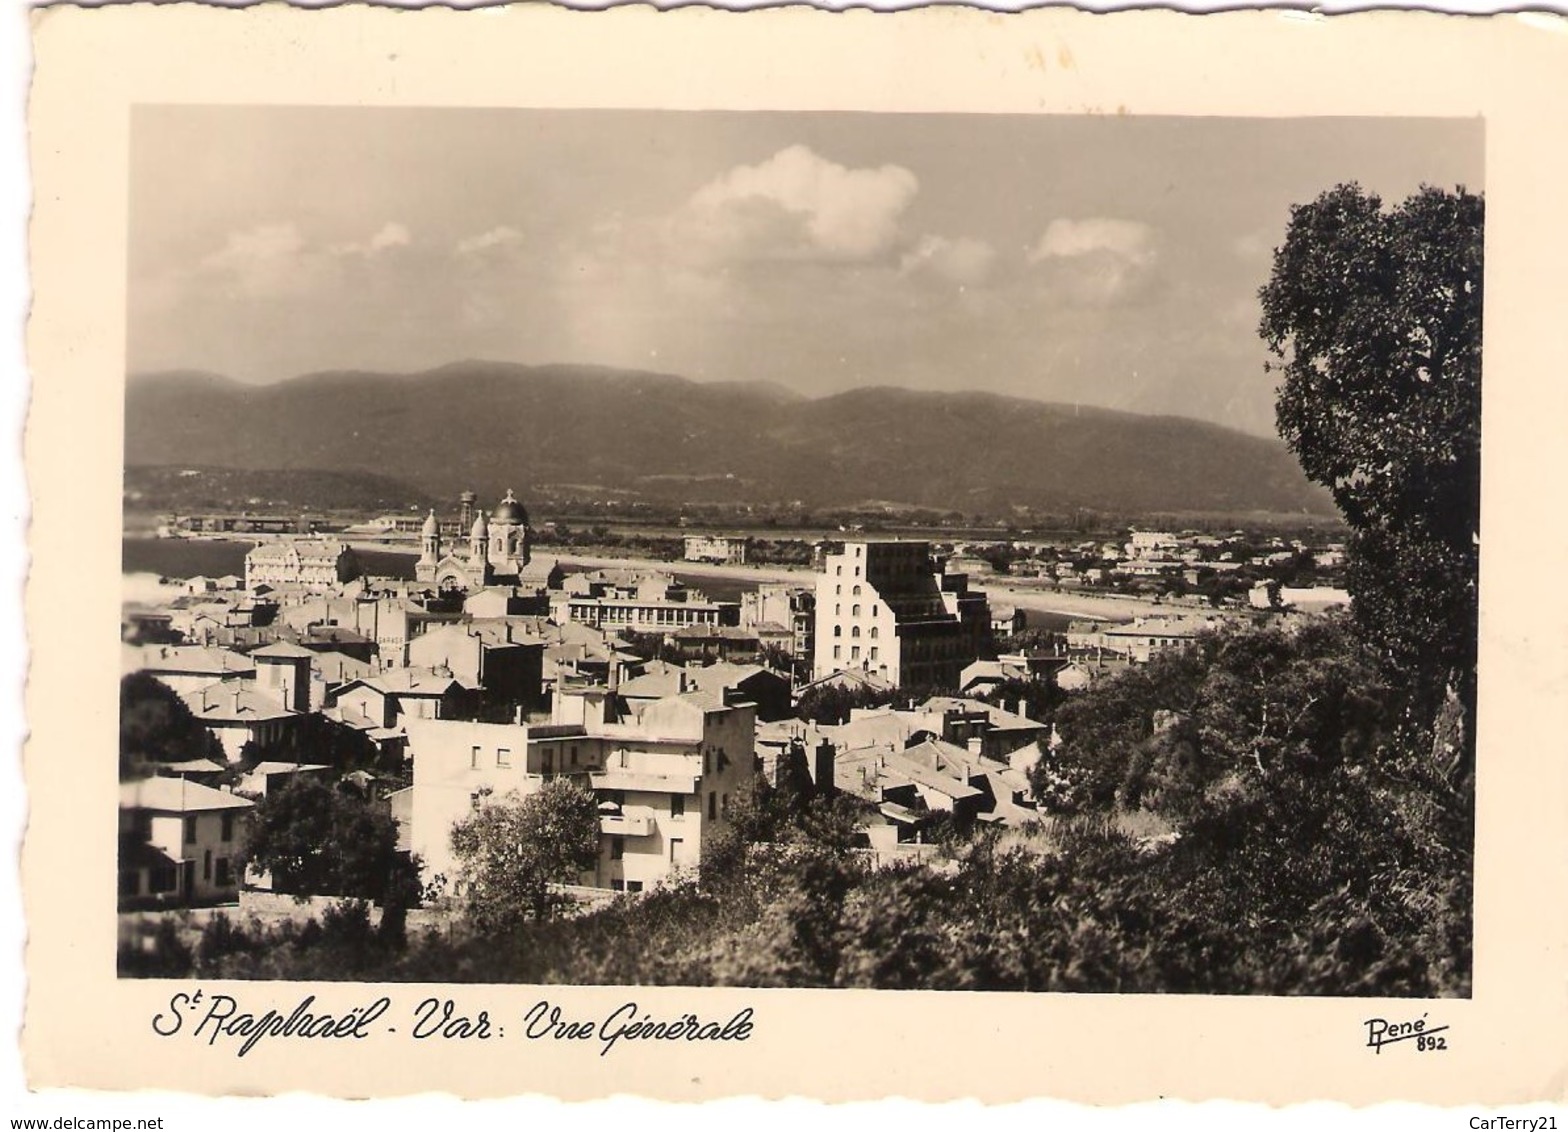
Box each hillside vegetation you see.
[126,362,1334,517]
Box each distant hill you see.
[123,464,428,515]
[124,361,1335,518]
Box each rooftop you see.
[120,776,253,814]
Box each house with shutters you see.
[118,776,253,909]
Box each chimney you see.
[815,739,836,797]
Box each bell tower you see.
[469,508,489,572]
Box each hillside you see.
[124,361,1335,518]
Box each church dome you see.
[471,511,488,538]
[421,509,439,537]
[491,489,529,526]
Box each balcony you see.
[598,806,654,837]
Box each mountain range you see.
[124,361,1335,519]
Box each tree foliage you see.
[1258,183,1482,725]
[243,774,408,904]
[119,671,223,779]
[448,779,601,932]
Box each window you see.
[852,604,861,617]
[203,850,212,882]
[833,645,841,659]
[610,837,625,861]
[870,647,879,661]
[835,565,842,576]
[221,813,235,842]
[611,879,625,892]
[669,837,684,861]
[497,747,512,768]
[835,584,841,595]
[627,880,644,893]
[708,792,717,821]
[150,865,177,894]
[870,626,879,639]
[570,745,579,767]
[851,646,861,660]
[671,795,685,819]
[721,793,729,817]
[470,745,481,769]
[215,858,233,887]
[852,626,861,639]
[872,605,879,617]
[833,625,842,637]
[183,816,197,845]
[852,585,861,596]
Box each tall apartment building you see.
[404,685,756,895]
[812,540,990,690]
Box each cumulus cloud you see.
[456,225,527,257]
[367,221,411,252]
[1027,217,1160,305]
[329,220,413,257]
[198,222,315,297]
[202,223,305,271]
[195,220,414,299]
[899,234,997,286]
[1029,218,1156,265]
[677,144,919,264]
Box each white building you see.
[1124,530,1179,561]
[118,777,252,908]
[812,540,989,689]
[683,535,750,565]
[404,686,756,896]
[244,538,360,593]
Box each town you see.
[118,487,1353,939]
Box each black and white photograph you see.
[113,105,1482,997]
[20,3,1568,1113]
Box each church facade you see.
[415,489,533,593]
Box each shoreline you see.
[127,537,1173,624]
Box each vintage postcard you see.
[20,1,1568,1109]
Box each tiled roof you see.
[134,646,255,677]
[119,777,253,813]
[251,641,318,660]
[155,758,225,775]
[881,751,984,801]
[182,683,293,723]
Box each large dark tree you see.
[119,671,223,778]
[243,774,405,902]
[1258,184,1482,735]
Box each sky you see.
[127,107,1482,437]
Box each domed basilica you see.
[415,489,533,593]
